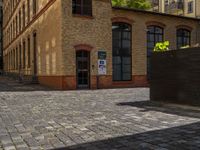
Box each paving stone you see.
[0,77,200,150]
[3,145,16,150]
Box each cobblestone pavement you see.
[0,77,200,150]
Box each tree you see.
[112,0,151,10]
[112,0,126,7]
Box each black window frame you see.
[188,1,193,13]
[147,25,164,79]
[147,26,164,57]
[112,22,132,82]
[72,0,92,16]
[176,28,191,49]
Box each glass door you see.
[76,51,90,89]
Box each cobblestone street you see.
[0,77,200,150]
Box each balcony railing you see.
[165,1,184,14]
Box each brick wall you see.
[3,0,200,90]
[150,47,200,106]
[3,0,63,76]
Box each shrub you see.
[153,41,170,52]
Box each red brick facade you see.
[38,75,148,90]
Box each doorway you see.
[76,51,90,89]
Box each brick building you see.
[3,0,200,90]
[0,0,3,71]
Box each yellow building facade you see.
[149,0,200,18]
[3,0,200,90]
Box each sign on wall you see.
[98,50,107,75]
[98,51,107,60]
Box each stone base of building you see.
[38,75,148,90]
[3,72,38,84]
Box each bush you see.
[153,41,170,52]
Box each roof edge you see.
[112,6,200,21]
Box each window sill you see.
[72,14,94,20]
[112,80,133,84]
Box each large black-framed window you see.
[72,0,92,16]
[147,26,164,79]
[177,28,191,49]
[112,22,132,81]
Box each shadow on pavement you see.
[117,101,200,119]
[0,77,54,92]
[52,122,200,150]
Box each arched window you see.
[72,0,92,16]
[112,23,132,81]
[147,26,164,79]
[177,29,191,48]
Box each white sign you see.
[98,60,107,75]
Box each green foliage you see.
[112,0,151,10]
[153,41,170,52]
[127,0,151,9]
[112,0,127,7]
